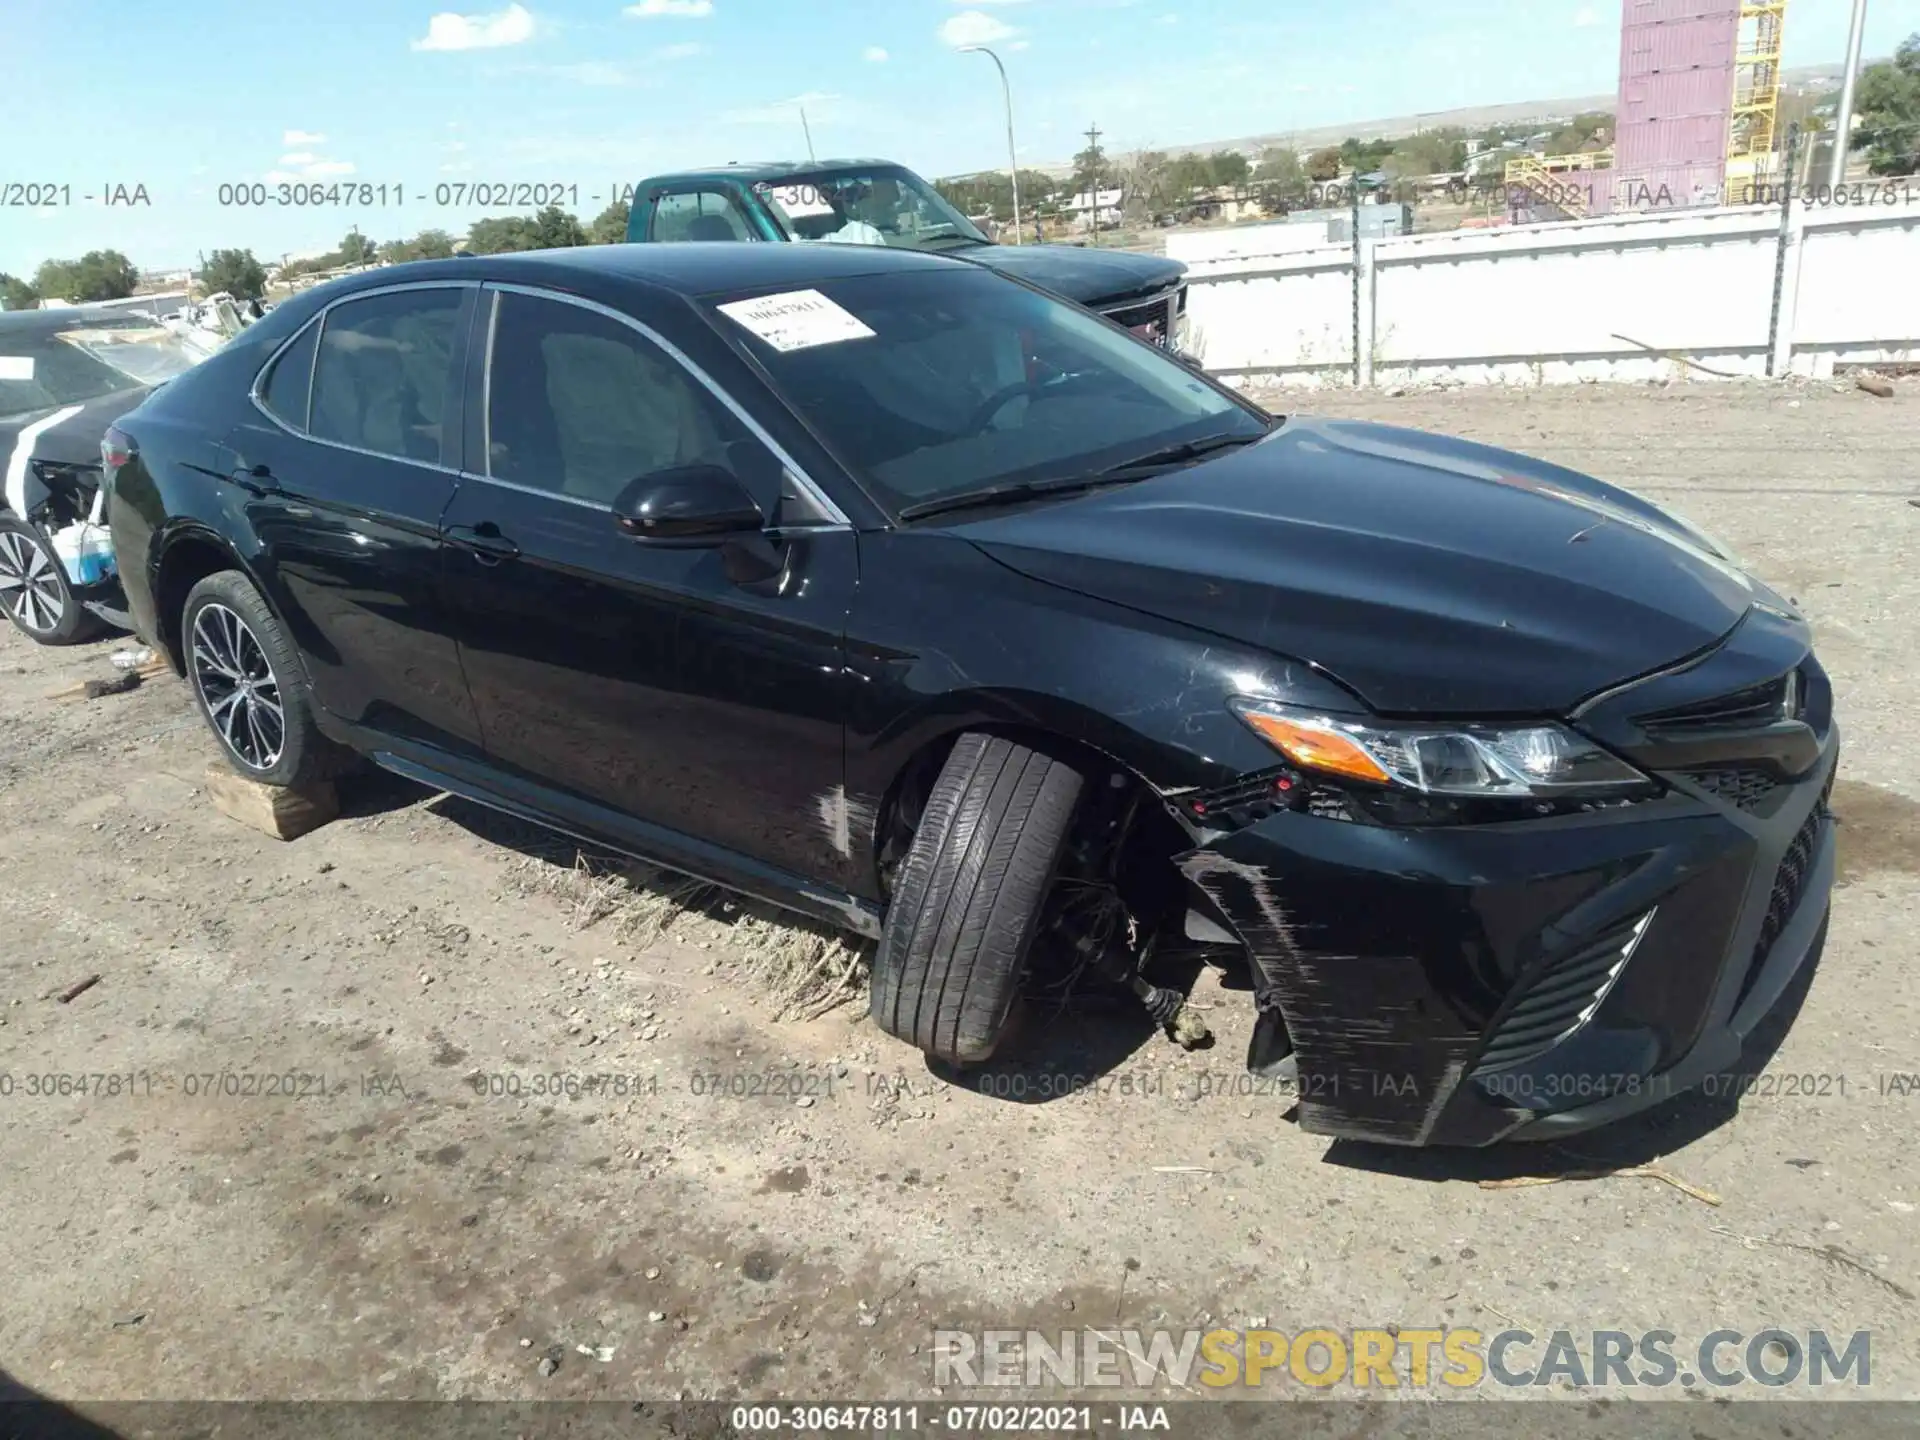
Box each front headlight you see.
[1229,698,1654,798]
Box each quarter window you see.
[651,190,754,242]
[258,320,320,430]
[309,289,463,463]
[485,292,747,505]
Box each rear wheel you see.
[0,515,102,646]
[870,734,1085,1065]
[181,569,351,787]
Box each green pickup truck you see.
[624,158,1190,348]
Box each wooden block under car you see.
[202,762,339,841]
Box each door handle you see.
[445,522,521,565]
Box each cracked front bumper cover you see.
[1178,730,1837,1149]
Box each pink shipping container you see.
[1605,0,1742,211]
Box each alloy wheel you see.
[190,602,286,771]
[0,530,66,634]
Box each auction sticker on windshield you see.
[0,358,33,381]
[718,289,876,352]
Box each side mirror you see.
[612,464,764,544]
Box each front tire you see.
[870,734,1085,1065]
[181,569,346,787]
[0,515,103,646]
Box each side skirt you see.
[363,743,885,942]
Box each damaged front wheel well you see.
[874,724,1193,940]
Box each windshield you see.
[707,269,1265,517]
[0,321,202,419]
[756,167,992,252]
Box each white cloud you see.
[266,152,359,183]
[863,45,889,62]
[412,2,536,51]
[305,160,357,178]
[953,0,1030,5]
[624,0,714,16]
[655,41,707,59]
[723,90,841,124]
[278,151,318,166]
[1573,5,1599,24]
[283,129,326,146]
[939,10,1019,46]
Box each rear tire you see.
[0,515,104,646]
[870,734,1085,1065]
[181,569,354,788]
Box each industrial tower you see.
[1507,0,1789,218]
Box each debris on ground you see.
[507,850,869,1021]
[55,974,103,1004]
[1479,1164,1721,1206]
[1857,374,1896,398]
[109,646,157,671]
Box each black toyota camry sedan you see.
[101,243,1837,1146]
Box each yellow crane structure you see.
[1726,0,1789,200]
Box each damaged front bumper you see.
[1177,640,1839,1148]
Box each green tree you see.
[0,272,38,311]
[1071,132,1113,198]
[1855,34,1920,176]
[588,199,632,245]
[378,228,458,264]
[466,215,545,254]
[530,205,588,249]
[198,248,268,300]
[1253,146,1309,208]
[1206,150,1252,190]
[1306,146,1344,182]
[1165,153,1215,200]
[33,250,139,302]
[335,230,377,268]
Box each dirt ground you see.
[2,380,1917,1415]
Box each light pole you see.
[1828,0,1869,189]
[960,45,1021,239]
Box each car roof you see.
[638,159,914,187]
[321,241,969,301]
[0,306,171,336]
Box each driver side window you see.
[485,292,751,505]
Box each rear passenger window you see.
[651,190,753,242]
[309,289,463,463]
[258,321,319,430]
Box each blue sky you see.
[3,0,1917,274]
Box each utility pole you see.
[961,46,1021,239]
[1828,0,1869,188]
[799,105,817,163]
[1084,122,1104,246]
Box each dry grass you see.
[505,846,871,1022]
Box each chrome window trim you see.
[246,279,476,479]
[455,469,609,513]
[482,281,851,528]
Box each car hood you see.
[962,245,1186,307]
[951,417,1769,716]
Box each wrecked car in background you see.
[1,308,210,643]
[626,159,1192,351]
[103,243,1837,1147]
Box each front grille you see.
[1101,289,1179,346]
[1680,766,1784,811]
[1735,775,1833,1008]
[1639,673,1795,734]
[1472,911,1655,1075]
